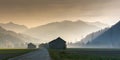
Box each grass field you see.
[0,49,37,60]
[49,48,120,60]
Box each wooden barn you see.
[49,37,66,49]
[27,43,36,49]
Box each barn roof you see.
[49,37,66,43]
[28,43,36,46]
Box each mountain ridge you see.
[0,26,38,48]
[23,20,103,43]
[83,21,120,48]
[0,22,28,33]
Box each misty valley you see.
[0,20,120,60]
[0,0,120,60]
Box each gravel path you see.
[8,47,51,60]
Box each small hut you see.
[28,43,36,49]
[49,37,66,49]
[39,43,49,48]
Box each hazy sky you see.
[0,0,120,27]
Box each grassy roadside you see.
[0,49,37,60]
[0,49,36,54]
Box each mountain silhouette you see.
[0,22,28,33]
[87,21,109,28]
[71,28,109,48]
[83,21,120,48]
[0,26,37,48]
[23,20,102,43]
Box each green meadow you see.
[1,48,120,60]
[0,49,36,60]
[49,48,120,60]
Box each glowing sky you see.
[0,0,120,27]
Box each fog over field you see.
[0,0,119,48]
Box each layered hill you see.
[71,28,109,48]
[0,22,28,33]
[0,27,37,48]
[79,21,120,48]
[23,20,101,43]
